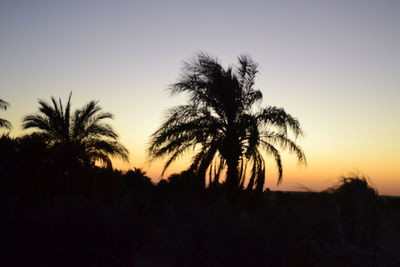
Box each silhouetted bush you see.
[0,153,392,267]
[327,175,380,248]
[0,195,136,267]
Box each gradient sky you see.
[1,0,399,195]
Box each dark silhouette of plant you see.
[123,168,154,191]
[326,174,380,248]
[0,134,17,198]
[123,168,154,202]
[0,134,17,163]
[149,53,306,194]
[22,93,129,170]
[0,99,12,130]
[129,167,150,179]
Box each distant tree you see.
[130,167,148,178]
[0,99,12,130]
[149,53,306,194]
[124,168,153,187]
[22,93,129,170]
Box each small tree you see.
[23,93,129,170]
[327,175,380,248]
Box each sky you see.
[1,0,399,195]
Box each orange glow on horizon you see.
[111,150,400,196]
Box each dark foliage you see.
[22,93,129,170]
[0,84,396,266]
[326,175,380,248]
[0,131,395,266]
[149,53,306,196]
[0,99,12,130]
[0,91,394,267]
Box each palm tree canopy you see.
[149,53,306,192]
[22,93,129,169]
[0,99,12,130]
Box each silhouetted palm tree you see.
[0,99,12,130]
[22,93,129,169]
[149,53,306,193]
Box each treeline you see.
[0,141,394,266]
[1,53,399,266]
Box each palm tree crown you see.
[22,93,129,169]
[0,99,12,130]
[149,53,306,192]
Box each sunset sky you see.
[1,0,399,195]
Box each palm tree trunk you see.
[226,156,240,195]
[224,125,241,198]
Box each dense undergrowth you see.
[1,162,397,266]
[1,133,398,266]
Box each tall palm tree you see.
[149,53,306,193]
[0,99,12,130]
[22,93,129,169]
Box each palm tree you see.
[149,53,306,193]
[22,93,129,169]
[0,99,12,130]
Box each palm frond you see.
[0,99,12,130]
[257,106,304,138]
[262,133,307,165]
[0,99,10,110]
[0,118,12,129]
[260,141,283,184]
